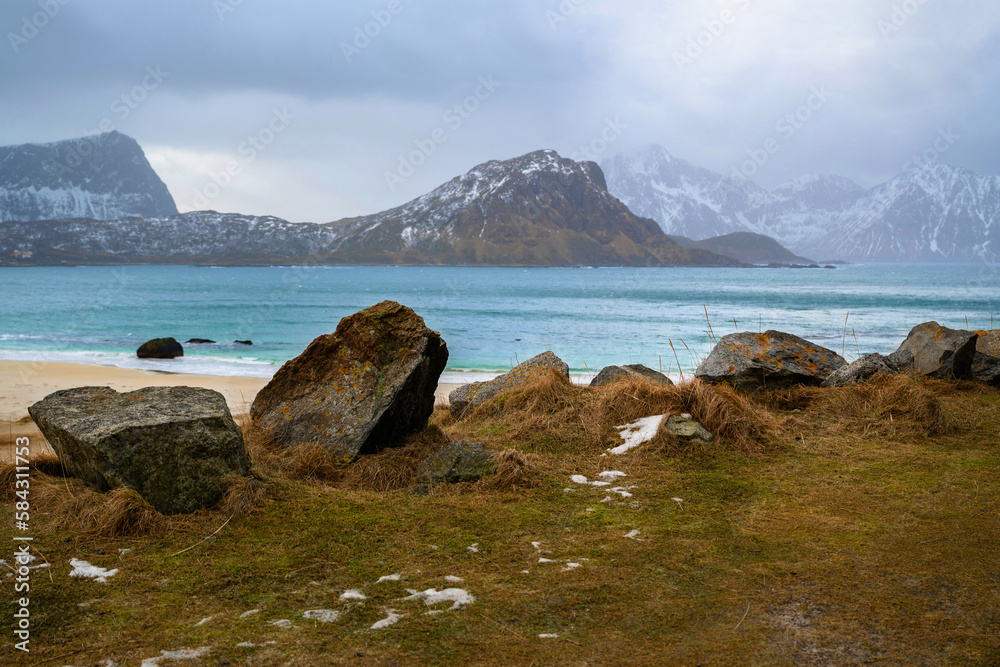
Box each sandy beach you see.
[0,360,460,461]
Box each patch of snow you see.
[340,589,367,602]
[303,609,340,623]
[609,486,637,498]
[538,558,555,564]
[194,616,214,627]
[78,599,101,608]
[444,575,464,583]
[371,608,403,630]
[521,570,531,574]
[69,558,119,583]
[600,496,613,503]
[376,573,401,583]
[671,497,685,504]
[239,609,260,618]
[531,542,542,550]
[268,619,295,629]
[118,548,132,556]
[140,647,212,667]
[539,633,559,639]
[467,543,480,553]
[570,474,589,485]
[403,588,475,610]
[236,641,276,648]
[563,563,582,571]
[598,471,627,481]
[624,530,641,540]
[610,415,666,454]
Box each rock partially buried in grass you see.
[28,386,249,515]
[972,352,1000,387]
[975,330,1000,358]
[449,351,569,419]
[590,364,673,387]
[893,322,977,380]
[136,337,183,359]
[663,415,713,446]
[821,353,897,388]
[696,331,845,390]
[251,301,448,462]
[416,440,495,484]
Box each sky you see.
[2,0,999,222]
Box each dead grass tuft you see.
[286,442,344,484]
[809,373,948,437]
[339,425,449,492]
[478,448,541,491]
[42,485,169,538]
[218,472,275,518]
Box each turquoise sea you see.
[1,264,997,382]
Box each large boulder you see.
[976,330,1000,358]
[28,386,249,515]
[695,331,845,390]
[449,351,569,420]
[821,353,896,388]
[137,337,183,359]
[250,301,448,462]
[415,440,495,484]
[590,364,673,388]
[893,322,978,380]
[972,353,1000,386]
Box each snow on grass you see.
[194,616,214,627]
[571,475,612,487]
[403,588,475,610]
[239,609,260,618]
[340,589,367,601]
[69,558,119,583]
[531,541,542,550]
[563,563,582,571]
[376,573,401,583]
[538,633,559,639]
[672,497,685,505]
[303,609,340,623]
[609,486,636,499]
[538,558,555,564]
[236,641,276,648]
[371,608,403,630]
[598,471,627,481]
[467,543,480,553]
[268,619,295,629]
[624,530,641,539]
[140,646,212,666]
[610,415,666,454]
[78,599,101,608]
[444,575,464,583]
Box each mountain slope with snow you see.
[0,131,177,222]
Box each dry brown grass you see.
[338,425,449,492]
[33,482,168,538]
[477,448,541,491]
[218,471,275,518]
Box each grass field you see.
[3,373,999,666]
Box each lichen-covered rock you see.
[695,330,845,390]
[137,337,183,359]
[972,352,1000,386]
[250,301,448,462]
[415,440,495,484]
[976,330,1000,358]
[821,354,896,388]
[663,415,714,445]
[28,386,248,515]
[884,349,915,372]
[449,351,569,419]
[894,322,977,380]
[590,364,673,388]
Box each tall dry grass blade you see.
[669,339,685,383]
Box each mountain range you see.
[0,131,177,222]
[602,145,999,262]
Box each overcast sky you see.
[2,0,999,222]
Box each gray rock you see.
[409,484,430,496]
[884,349,915,371]
[972,352,1000,386]
[415,440,495,484]
[137,337,183,359]
[590,364,673,388]
[695,330,845,390]
[28,386,249,515]
[821,354,896,388]
[250,301,448,463]
[185,338,216,345]
[449,351,569,420]
[976,330,1000,358]
[894,322,978,380]
[663,415,713,445]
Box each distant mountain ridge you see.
[0,150,742,267]
[0,131,178,222]
[602,145,998,262]
[668,232,815,265]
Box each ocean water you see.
[0,264,997,381]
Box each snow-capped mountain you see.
[0,131,177,222]
[602,145,1000,262]
[812,163,1000,262]
[0,150,740,267]
[322,149,738,266]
